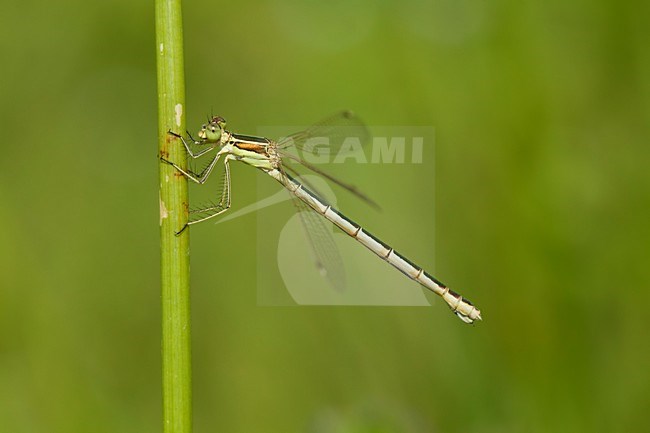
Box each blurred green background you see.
[1,0,649,432]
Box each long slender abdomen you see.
[265,168,482,323]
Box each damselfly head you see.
[198,116,227,142]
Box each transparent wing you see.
[280,151,380,210]
[282,168,347,292]
[277,111,379,209]
[274,111,375,290]
[277,110,371,155]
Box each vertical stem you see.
[155,1,192,433]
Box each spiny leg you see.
[167,130,217,159]
[176,159,232,235]
[189,158,232,217]
[160,151,223,185]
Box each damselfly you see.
[162,111,482,323]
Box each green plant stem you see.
[155,1,191,433]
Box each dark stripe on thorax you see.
[230,133,270,154]
[231,133,271,144]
